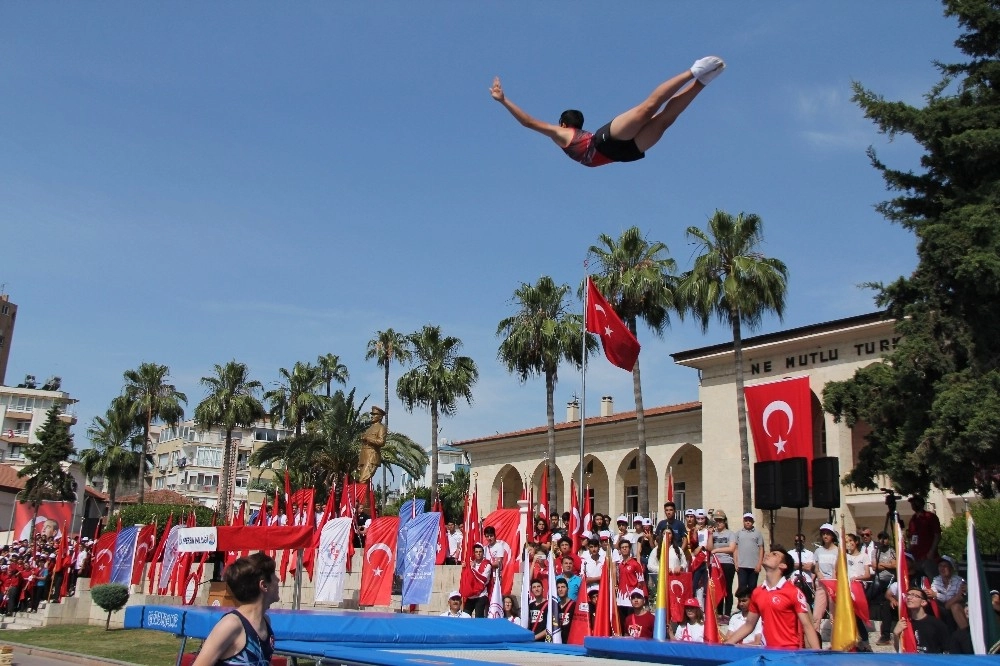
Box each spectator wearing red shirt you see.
[625,590,654,638]
[615,540,646,628]
[725,546,820,649]
[907,496,941,580]
[462,544,492,618]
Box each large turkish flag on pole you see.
[359,517,398,606]
[585,278,640,372]
[743,376,813,465]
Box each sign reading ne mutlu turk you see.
[177,527,219,552]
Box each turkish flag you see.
[586,278,640,371]
[360,517,398,606]
[433,499,448,565]
[569,480,581,554]
[90,531,118,586]
[131,523,157,585]
[483,509,521,595]
[819,579,871,624]
[743,376,813,468]
[538,464,549,521]
[567,566,592,645]
[668,571,693,623]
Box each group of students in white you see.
[435,497,994,653]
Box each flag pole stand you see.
[293,548,302,611]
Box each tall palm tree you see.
[195,360,265,521]
[82,396,144,516]
[497,276,596,511]
[676,210,788,513]
[122,362,187,505]
[589,227,677,516]
[316,353,350,398]
[366,328,412,508]
[397,325,479,490]
[264,361,326,436]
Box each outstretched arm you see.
[490,77,574,148]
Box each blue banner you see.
[400,511,440,606]
[396,499,425,574]
[111,525,139,586]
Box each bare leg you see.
[607,70,695,141]
[633,81,704,153]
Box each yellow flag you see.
[831,526,858,651]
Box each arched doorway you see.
[492,465,524,510]
[615,451,659,518]
[570,455,610,517]
[531,462,564,518]
[666,443,703,515]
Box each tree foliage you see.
[19,405,77,505]
[82,396,144,516]
[498,276,595,511]
[824,0,1000,496]
[676,211,788,513]
[939,499,1000,561]
[122,363,187,505]
[397,325,478,489]
[588,226,677,515]
[90,583,130,630]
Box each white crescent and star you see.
[669,579,685,597]
[762,400,794,454]
[366,542,393,578]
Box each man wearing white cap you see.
[735,512,765,592]
[440,590,471,618]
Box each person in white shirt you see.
[440,590,472,618]
[445,521,463,565]
[676,598,705,642]
[788,533,815,586]
[726,588,763,644]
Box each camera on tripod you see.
[880,488,903,511]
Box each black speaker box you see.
[812,456,841,509]
[754,461,782,510]
[780,457,809,508]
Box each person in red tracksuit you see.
[616,540,646,629]
[5,562,24,615]
[462,544,492,618]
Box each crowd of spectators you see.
[0,523,91,615]
[441,495,998,653]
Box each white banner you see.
[176,527,219,552]
[315,517,353,603]
[158,526,181,593]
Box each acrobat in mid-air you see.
[490,56,725,167]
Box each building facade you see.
[457,313,974,543]
[149,418,292,512]
[0,384,78,465]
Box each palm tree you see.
[589,227,678,516]
[122,362,187,504]
[366,328,412,509]
[82,396,144,516]
[264,361,326,436]
[194,360,265,521]
[316,353,350,398]
[497,276,596,511]
[397,325,479,490]
[676,210,788,513]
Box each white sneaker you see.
[691,56,725,85]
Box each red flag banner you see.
[147,513,173,594]
[819,579,871,624]
[484,508,521,595]
[743,376,813,471]
[13,501,74,541]
[90,531,118,586]
[668,571,693,623]
[585,277,640,371]
[131,523,157,585]
[433,499,448,566]
[359,517,398,606]
[567,567,592,645]
[569,480,581,554]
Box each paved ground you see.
[0,644,135,666]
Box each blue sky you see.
[1,3,962,457]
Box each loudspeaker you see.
[812,457,841,509]
[780,457,809,508]
[754,461,782,510]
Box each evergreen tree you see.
[823,0,1000,496]
[18,405,77,505]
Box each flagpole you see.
[579,266,589,518]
